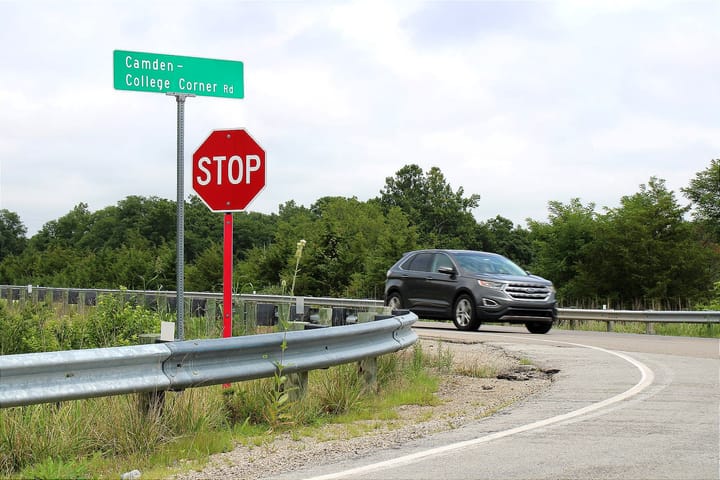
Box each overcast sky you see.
[1,1,718,236]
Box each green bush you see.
[0,301,66,354]
[84,294,160,348]
[698,281,720,310]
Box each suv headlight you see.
[477,279,504,290]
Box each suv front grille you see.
[505,282,551,300]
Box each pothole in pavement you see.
[497,365,561,381]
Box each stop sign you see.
[192,129,266,212]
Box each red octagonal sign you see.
[192,129,266,212]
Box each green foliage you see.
[529,180,720,308]
[185,243,224,292]
[18,456,90,480]
[585,178,715,305]
[262,371,294,431]
[0,209,27,262]
[234,197,418,298]
[0,301,82,354]
[424,342,455,374]
[0,292,161,354]
[313,363,364,415]
[527,198,598,301]
[302,197,416,297]
[85,294,161,347]
[697,282,720,310]
[0,389,229,479]
[222,379,275,426]
[1,164,719,307]
[379,164,480,248]
[476,215,534,266]
[682,158,720,242]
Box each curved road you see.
[269,323,719,480]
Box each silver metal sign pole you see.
[169,93,194,340]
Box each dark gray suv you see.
[384,249,557,334]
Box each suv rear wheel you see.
[386,292,403,311]
[453,294,480,331]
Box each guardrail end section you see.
[391,311,418,349]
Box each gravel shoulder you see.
[172,338,554,480]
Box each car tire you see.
[452,294,479,331]
[525,321,552,334]
[386,292,403,311]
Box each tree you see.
[303,197,417,297]
[583,177,716,307]
[527,199,598,303]
[31,203,92,250]
[0,209,27,262]
[235,201,316,293]
[477,215,533,267]
[378,164,480,248]
[682,159,720,242]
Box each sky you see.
[1,0,718,237]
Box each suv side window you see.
[432,253,454,272]
[402,253,433,272]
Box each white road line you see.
[303,337,655,480]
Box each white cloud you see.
[0,0,717,235]
[591,115,720,152]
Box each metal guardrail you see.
[558,309,720,324]
[0,285,384,310]
[0,311,418,409]
[1,284,718,328]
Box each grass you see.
[0,342,458,479]
[455,362,498,378]
[556,319,720,338]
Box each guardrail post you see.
[138,334,166,416]
[646,322,655,335]
[317,307,332,326]
[607,320,614,332]
[358,357,378,392]
[242,300,257,334]
[286,371,308,401]
[355,313,385,392]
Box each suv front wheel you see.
[525,321,552,334]
[453,294,480,331]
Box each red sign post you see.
[192,129,266,343]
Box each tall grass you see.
[0,388,229,478]
[0,340,454,479]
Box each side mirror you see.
[438,266,456,275]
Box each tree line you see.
[1,161,719,309]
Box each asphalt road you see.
[269,323,719,480]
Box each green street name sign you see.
[113,50,244,99]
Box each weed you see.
[263,369,294,431]
[313,363,364,415]
[427,342,455,373]
[18,457,90,480]
[455,362,498,378]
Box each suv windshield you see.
[453,252,527,276]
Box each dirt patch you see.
[172,338,554,480]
